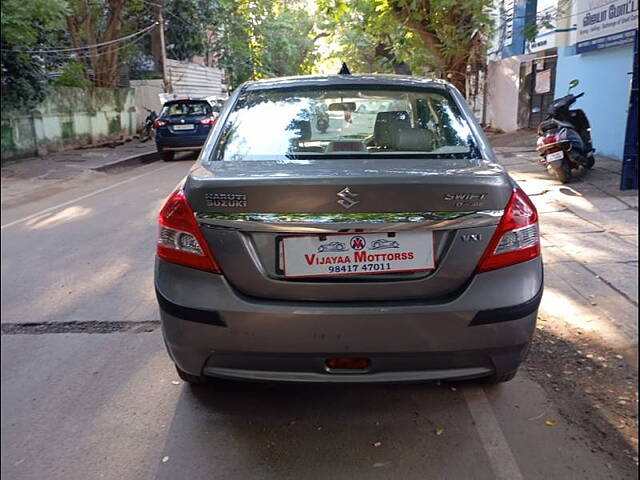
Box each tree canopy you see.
[2,0,501,109]
[0,0,69,110]
[315,0,493,92]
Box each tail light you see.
[542,131,560,144]
[537,131,559,152]
[476,188,540,273]
[153,119,167,128]
[199,116,218,125]
[157,190,220,273]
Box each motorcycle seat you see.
[539,120,559,132]
[540,119,575,133]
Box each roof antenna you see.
[338,62,351,75]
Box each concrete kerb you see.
[92,150,159,172]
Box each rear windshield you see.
[162,101,212,117]
[212,87,479,161]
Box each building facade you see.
[485,0,638,162]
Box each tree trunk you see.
[388,1,474,94]
[66,0,125,87]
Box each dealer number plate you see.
[282,231,435,278]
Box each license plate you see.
[546,150,564,162]
[173,124,195,131]
[281,231,435,278]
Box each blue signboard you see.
[575,0,638,54]
[576,28,638,53]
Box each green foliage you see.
[316,0,430,74]
[165,0,222,61]
[204,0,252,88]
[1,0,69,111]
[315,0,493,90]
[167,0,318,89]
[0,51,48,111]
[52,61,92,87]
[0,0,68,46]
[223,0,317,87]
[253,7,316,78]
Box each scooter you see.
[139,107,158,143]
[536,79,595,183]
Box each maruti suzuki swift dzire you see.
[154,74,543,384]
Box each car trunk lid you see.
[185,159,512,301]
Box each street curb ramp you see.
[91,150,159,172]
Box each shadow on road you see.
[153,379,491,480]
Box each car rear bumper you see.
[156,135,208,151]
[155,257,543,382]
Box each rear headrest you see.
[393,129,433,151]
[374,111,411,148]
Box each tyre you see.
[161,151,175,162]
[550,163,571,183]
[481,370,517,384]
[175,365,204,384]
[586,154,595,169]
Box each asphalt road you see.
[0,159,630,479]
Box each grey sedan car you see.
[155,74,542,384]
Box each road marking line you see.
[1,163,176,230]
[464,386,524,480]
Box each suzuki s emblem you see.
[337,187,360,209]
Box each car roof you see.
[242,74,451,92]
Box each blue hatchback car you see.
[155,99,219,161]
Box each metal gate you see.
[165,59,225,99]
[620,34,638,190]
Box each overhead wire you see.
[45,26,155,60]
[1,23,157,54]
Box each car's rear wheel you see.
[175,365,204,384]
[161,151,175,162]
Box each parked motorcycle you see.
[536,79,595,183]
[139,107,158,143]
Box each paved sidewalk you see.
[493,141,637,351]
[1,141,157,209]
[491,134,638,462]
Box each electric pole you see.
[152,0,170,92]
[158,9,170,92]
